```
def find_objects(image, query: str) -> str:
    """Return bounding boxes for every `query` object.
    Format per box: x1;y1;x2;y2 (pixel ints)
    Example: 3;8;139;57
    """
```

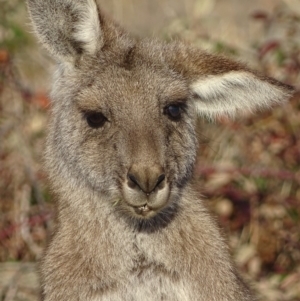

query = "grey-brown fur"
27;0;294;300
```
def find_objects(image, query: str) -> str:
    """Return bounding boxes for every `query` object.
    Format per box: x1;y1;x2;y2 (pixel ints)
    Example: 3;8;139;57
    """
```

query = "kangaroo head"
28;0;293;220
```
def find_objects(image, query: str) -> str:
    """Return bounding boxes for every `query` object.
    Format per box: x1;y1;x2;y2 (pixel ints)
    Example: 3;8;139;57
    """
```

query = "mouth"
134;204;152;217
123;201;167;219
129;199;180;230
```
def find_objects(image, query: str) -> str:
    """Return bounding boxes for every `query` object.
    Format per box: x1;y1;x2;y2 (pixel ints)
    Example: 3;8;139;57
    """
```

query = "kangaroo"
27;0;293;300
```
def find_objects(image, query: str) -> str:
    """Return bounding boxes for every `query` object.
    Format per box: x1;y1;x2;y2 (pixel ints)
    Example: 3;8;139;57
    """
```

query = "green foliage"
0;1;31;52
214;41;238;56
287;208;299;222
275;48;286;66
254;177;268;192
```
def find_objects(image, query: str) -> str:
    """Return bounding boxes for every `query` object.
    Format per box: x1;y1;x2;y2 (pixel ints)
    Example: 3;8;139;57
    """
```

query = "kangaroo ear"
166;44;294;119
190;69;294;119
27;0;130;63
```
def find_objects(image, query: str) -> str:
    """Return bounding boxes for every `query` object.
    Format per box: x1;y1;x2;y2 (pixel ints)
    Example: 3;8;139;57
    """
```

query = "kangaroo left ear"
27;0;134;65
27;0;104;62
190;70;294;119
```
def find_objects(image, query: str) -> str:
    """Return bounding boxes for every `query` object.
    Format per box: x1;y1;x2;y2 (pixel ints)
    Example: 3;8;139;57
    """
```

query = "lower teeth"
140;205;149;212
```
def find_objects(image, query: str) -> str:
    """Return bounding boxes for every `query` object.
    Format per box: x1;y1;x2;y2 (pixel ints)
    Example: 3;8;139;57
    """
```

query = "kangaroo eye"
164;104;183;121
86;112;107;128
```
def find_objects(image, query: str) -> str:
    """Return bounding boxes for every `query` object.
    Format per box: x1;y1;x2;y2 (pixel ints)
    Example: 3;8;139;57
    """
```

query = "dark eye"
85;112;107;128
164;104;183;121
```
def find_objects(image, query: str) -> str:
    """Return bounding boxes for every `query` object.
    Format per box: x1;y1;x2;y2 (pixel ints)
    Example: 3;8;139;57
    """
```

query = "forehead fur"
75;65;189;118
58;41;190;107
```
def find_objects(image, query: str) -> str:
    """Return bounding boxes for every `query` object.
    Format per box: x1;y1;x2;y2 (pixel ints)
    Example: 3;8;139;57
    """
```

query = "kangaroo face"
50;54;197;219
29;0;292;221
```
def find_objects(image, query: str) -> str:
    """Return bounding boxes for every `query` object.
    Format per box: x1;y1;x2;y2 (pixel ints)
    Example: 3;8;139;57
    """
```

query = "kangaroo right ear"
164;44;294;119
27;0;128;63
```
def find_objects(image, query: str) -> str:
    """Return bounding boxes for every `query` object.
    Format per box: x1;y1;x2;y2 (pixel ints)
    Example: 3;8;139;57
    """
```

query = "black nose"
127;165;166;194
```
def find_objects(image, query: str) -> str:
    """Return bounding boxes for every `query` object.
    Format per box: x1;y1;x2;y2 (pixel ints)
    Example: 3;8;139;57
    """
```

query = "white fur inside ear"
191;71;289;119
73;0;102;55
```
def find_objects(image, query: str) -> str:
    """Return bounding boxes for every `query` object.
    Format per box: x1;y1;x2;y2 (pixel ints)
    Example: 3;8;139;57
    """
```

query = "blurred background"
0;0;300;300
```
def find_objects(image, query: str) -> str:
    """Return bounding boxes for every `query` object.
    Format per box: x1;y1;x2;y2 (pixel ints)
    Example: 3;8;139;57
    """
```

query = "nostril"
156;174;166;188
127;173;139;189
127;169;166;194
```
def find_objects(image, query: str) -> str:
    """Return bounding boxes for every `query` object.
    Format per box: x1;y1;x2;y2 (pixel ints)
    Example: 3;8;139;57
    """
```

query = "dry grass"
0;0;300;300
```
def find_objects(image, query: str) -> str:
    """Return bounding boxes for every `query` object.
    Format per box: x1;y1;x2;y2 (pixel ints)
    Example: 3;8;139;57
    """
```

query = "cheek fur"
164;121;197;186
